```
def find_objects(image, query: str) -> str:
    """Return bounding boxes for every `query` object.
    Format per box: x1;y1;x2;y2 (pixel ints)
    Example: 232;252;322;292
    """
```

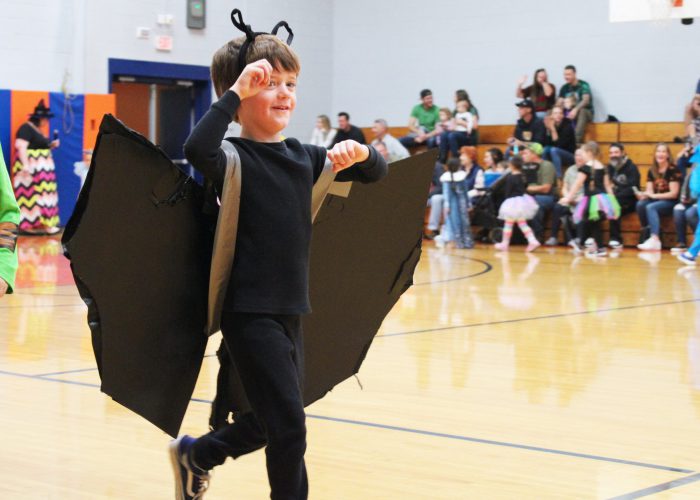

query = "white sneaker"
637;238;661;251
544;237;558;246
584;238;594;248
609;240;623;249
568;239;582;253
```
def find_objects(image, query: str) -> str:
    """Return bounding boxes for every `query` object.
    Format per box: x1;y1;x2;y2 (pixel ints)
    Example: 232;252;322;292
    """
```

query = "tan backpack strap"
206;140;242;335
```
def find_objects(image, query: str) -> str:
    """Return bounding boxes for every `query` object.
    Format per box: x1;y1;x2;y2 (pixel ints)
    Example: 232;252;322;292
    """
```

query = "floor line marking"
0;368;694;476
607;472;700;499
378;298;700;338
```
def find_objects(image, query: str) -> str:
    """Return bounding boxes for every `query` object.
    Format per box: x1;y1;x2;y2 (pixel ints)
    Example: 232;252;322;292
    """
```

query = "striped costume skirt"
573;193;621;224
12;148;60;233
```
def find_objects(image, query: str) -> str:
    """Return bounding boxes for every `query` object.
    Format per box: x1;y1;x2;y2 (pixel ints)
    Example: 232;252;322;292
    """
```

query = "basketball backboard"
610;0;700;22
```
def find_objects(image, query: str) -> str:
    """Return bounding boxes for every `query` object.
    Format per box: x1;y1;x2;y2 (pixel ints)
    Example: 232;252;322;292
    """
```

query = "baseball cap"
515;99;534;109
526;142;543;156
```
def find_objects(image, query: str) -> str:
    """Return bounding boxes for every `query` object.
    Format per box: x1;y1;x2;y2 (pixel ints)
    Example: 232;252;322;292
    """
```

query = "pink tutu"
498;194;539;220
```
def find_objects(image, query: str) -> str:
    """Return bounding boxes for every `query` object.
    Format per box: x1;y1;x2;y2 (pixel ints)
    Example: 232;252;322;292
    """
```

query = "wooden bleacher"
362;122;690;248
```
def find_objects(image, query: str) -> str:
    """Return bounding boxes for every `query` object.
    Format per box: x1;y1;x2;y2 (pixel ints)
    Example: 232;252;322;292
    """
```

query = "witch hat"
29;99;54;119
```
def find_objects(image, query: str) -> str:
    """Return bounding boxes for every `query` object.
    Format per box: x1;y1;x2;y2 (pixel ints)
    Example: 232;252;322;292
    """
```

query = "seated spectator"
636;143;682;251
606;142;641;248
483;148;504;172
557;65;594;144
399;89;440;149
454;89;480;145
521;142;558;241
331;112;366;146
425;161;446;240
506;100;546;157
371;119;409;162
373;141;390;162
435;108;456;162
516;69;556;118
542;105;576;177
443;100;474;161
683;90;700;147
309;114;337;148
458;146;484;201
546;148;585;246
673;147;698;254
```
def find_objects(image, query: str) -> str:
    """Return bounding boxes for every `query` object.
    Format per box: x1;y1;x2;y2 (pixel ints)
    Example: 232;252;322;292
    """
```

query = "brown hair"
439;107;453;119
211;34;301;99
650;142;675;178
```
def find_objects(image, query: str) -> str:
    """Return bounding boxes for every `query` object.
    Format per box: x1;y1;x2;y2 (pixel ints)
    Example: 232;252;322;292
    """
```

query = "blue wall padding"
0;90;11;173
49;92;85;225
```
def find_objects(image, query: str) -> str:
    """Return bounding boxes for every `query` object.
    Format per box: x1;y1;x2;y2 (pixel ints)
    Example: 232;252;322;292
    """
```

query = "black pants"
608;197;636;243
192;312;308;500
577;215;604;248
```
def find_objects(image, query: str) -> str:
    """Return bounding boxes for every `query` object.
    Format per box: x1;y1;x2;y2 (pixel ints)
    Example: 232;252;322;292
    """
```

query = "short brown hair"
211;34;301;99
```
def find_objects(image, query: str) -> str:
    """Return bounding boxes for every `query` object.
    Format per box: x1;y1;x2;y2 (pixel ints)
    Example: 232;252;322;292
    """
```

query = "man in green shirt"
557;65;593;144
399;89;441;149
522;142;558;241
0;144;20;297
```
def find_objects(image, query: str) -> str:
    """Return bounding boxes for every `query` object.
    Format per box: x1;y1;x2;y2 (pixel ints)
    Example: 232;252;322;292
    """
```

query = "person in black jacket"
506;99;546;158
542;105;576;177
606;142;640;248
331;111;366;146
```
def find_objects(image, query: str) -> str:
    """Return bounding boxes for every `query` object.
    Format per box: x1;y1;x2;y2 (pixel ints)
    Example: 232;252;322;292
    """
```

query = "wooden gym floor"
1;235;700;499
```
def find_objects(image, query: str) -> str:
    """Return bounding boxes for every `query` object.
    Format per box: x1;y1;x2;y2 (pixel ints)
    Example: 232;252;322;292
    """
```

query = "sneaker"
494;242;509;251
670;243;688;255
594;247;608;257
170;436;211;500
526;240;541;252
609;240;623;249
544;237;558;246
677;252;697;266
584;238;594;248
637;237;661;251
423;229;439;241
568;239;582;253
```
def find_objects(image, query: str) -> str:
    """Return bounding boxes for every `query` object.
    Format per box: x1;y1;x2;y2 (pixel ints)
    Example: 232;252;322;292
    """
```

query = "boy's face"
238;67;298;139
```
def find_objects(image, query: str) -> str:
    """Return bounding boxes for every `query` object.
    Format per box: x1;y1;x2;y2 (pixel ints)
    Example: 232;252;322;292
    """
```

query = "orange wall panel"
83;93;116;152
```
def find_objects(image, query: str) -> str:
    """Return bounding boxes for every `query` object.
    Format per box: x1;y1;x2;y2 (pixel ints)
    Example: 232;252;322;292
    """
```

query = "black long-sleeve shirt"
544;118;576;153
606;157;640;202
514;116;546;145
184;90;388;314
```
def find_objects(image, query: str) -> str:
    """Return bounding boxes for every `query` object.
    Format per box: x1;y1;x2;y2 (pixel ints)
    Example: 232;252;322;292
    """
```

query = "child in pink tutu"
559;141;620;257
495;155;541;252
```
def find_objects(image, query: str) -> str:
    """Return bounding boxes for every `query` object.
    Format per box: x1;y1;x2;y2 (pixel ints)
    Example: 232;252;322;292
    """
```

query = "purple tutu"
498;194;539;220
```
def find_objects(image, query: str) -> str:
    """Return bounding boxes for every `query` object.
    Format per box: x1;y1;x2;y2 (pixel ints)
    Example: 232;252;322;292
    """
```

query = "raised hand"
231;59;274;100
327;140;369;173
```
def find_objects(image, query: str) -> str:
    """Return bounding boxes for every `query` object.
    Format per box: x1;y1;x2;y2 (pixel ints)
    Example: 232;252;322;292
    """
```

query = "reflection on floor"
1;236;700;499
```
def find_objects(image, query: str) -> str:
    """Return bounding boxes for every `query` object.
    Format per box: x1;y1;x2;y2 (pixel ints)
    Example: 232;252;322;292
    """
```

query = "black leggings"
577;214;604;248
192;312;308;500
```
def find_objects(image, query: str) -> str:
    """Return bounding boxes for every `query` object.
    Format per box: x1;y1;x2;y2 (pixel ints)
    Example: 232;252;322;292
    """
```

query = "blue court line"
34;367;101;377
378;297;700;338
608;472;700;499
0;369;694;476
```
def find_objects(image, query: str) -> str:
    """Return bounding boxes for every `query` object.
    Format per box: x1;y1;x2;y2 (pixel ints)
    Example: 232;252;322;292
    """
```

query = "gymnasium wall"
1;0;696;138
0;0;333;140
331;0;699;127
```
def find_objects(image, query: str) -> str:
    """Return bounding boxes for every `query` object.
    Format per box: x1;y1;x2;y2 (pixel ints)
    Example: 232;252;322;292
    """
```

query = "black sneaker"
170;435;211;500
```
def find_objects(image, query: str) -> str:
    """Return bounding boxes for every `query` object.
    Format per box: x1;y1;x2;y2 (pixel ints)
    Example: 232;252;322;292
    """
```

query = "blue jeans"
636;199;676;237
542;147;574;178
438;131;470;162
673;203;698;245
532;194;556;239
399;133;438;149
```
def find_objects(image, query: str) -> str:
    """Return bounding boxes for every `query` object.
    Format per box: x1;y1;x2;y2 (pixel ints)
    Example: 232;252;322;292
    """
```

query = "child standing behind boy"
170;29;387;500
